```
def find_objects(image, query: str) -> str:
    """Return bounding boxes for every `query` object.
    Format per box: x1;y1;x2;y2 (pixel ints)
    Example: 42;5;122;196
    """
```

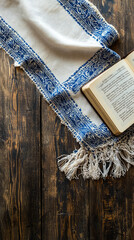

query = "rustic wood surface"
0;0;134;239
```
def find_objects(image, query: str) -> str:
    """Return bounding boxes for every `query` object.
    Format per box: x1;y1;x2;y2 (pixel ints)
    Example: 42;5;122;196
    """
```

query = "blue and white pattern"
57;0;119;46
63;48;120;93
0;0;130;151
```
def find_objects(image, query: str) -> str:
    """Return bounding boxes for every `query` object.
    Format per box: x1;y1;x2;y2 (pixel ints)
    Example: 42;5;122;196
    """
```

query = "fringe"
57;136;134;180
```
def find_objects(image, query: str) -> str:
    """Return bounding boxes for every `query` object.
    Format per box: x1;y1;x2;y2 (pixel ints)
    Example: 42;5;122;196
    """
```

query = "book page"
125;51;134;70
90;60;134;131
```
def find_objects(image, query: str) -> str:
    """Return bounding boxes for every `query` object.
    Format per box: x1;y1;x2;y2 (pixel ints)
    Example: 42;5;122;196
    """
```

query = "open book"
81;50;134;135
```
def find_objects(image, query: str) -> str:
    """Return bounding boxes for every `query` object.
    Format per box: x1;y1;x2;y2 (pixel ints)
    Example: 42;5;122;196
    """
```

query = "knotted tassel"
57;136;134;180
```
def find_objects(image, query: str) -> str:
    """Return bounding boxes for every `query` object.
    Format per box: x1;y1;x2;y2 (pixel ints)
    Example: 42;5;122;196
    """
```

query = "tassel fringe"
57;136;134;180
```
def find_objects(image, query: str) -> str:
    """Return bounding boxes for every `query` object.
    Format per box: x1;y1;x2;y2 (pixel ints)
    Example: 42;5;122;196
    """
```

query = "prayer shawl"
0;0;134;180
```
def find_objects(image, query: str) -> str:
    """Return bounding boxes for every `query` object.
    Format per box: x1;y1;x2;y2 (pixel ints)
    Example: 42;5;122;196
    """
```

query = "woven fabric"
0;0;133;180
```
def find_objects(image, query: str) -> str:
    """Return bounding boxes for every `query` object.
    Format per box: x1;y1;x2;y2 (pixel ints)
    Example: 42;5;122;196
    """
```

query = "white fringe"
57;136;134;180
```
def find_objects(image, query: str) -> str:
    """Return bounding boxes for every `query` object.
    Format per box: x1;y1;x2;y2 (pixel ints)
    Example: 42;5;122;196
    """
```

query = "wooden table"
0;0;134;239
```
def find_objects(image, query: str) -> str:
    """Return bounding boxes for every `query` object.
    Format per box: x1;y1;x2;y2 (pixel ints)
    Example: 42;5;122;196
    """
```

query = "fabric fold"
20;0;102;53
0;0;133;180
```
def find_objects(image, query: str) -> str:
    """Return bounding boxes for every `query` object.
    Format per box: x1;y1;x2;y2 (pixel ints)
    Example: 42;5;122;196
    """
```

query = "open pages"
81;51;134;135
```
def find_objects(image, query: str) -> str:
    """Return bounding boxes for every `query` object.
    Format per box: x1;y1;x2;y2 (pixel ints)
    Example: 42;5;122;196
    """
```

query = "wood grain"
0;50;41;239
0;0;134;239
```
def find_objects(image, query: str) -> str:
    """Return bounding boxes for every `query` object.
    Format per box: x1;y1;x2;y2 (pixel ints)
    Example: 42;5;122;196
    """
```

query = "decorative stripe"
0;17;119;148
57;0;119;47
63;47;120;93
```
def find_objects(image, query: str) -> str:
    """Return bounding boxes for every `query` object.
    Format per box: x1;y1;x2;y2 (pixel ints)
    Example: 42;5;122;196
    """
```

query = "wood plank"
41;100;91;239
90;1;134;239
41;0;134;240
0;50;41;240
0;0;134;239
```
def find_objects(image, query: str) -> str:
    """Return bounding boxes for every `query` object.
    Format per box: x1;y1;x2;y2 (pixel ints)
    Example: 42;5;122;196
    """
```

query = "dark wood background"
0;0;134;239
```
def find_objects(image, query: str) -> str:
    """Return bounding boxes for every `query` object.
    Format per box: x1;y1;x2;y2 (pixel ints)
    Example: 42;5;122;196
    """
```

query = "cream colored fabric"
0;0;101;81
0;0;104;125
1;0;134;180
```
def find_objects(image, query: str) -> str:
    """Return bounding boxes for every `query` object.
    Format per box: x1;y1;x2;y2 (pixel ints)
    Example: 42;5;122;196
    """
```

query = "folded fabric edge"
0;15;133;181
1;46;134;181
57;0;119;47
85;0;120;42
0;16;118;149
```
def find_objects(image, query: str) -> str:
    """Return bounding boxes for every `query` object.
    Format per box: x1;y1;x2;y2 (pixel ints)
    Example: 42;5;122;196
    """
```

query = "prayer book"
81;51;134;135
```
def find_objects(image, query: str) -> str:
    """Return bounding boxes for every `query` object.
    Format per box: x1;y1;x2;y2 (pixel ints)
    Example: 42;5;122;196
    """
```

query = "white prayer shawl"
0;0;134;180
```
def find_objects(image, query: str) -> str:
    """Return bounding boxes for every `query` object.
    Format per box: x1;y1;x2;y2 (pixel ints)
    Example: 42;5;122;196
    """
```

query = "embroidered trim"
0;17;120;149
57;0;119;47
63;48;120;93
